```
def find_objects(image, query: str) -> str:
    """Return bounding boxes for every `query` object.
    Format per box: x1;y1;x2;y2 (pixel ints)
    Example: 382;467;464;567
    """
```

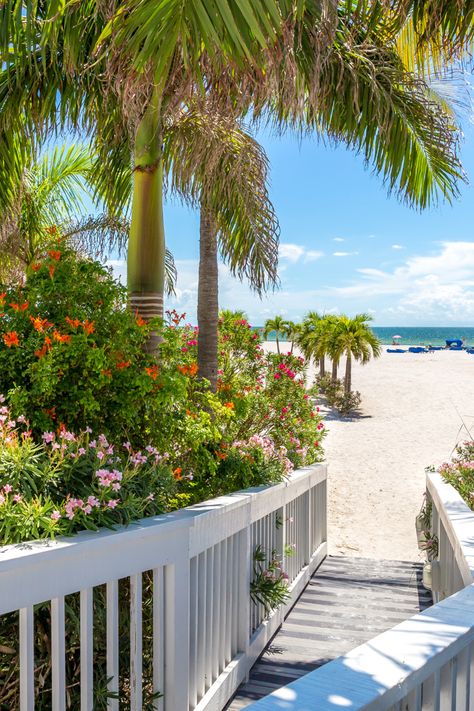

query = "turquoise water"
257;326;474;347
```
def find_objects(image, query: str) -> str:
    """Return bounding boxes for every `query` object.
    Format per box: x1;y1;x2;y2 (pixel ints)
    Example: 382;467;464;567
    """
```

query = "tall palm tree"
283;321;301;355
297;312;328;375
0;0;467;332
264;316;288;355
163;108;279;390
332;314;382;395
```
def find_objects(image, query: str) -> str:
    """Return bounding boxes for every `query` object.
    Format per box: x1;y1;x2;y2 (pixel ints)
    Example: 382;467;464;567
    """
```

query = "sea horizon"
256;325;474;347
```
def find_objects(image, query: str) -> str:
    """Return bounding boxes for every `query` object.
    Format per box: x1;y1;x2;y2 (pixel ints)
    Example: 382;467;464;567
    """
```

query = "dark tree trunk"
344;352;352;394
197;207;219;391
331;358;338;382
319;356;325;376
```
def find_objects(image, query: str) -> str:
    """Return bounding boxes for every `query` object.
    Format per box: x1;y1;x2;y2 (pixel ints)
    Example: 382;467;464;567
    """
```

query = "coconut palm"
264;316;289;355
0;0;467;333
297;312;328;375
284;321;301;355
331;314;382;395
163;108;279;390
0;139;178;293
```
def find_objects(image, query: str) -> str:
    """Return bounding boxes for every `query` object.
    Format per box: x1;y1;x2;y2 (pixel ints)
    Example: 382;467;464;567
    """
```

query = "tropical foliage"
437;441;474;510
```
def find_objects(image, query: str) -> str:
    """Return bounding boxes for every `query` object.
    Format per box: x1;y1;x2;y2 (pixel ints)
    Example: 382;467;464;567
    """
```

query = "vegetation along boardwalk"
227;555;432;709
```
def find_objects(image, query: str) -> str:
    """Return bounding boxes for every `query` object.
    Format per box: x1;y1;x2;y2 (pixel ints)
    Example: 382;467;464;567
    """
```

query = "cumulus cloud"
333;237;345;242
279;242;324;263
333;251;359;257
332;241;474;322
392;244;404;250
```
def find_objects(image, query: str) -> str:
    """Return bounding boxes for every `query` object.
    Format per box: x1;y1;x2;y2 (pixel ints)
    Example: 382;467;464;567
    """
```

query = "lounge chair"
408;347;426;353
387;348;406;353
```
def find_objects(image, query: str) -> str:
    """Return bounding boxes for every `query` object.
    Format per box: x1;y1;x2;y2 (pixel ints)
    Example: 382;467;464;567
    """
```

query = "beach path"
265;343;474;560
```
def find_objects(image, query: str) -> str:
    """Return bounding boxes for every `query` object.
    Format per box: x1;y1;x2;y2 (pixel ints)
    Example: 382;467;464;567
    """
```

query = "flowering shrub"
0;247;160;438
250;545;290;613
0;399;177;545
438;441;474;509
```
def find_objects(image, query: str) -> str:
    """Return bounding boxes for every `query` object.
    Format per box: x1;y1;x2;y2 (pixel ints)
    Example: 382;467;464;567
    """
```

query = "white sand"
264;342;474;561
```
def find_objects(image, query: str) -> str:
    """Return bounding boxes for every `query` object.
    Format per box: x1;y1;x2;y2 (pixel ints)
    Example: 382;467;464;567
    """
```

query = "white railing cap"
427;471;474;584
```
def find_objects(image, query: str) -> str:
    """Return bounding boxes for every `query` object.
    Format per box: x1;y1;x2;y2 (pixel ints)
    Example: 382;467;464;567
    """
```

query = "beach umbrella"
392;334;402;340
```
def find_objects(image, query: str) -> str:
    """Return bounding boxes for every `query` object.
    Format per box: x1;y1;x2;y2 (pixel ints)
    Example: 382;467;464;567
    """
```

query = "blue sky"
111;114;474;327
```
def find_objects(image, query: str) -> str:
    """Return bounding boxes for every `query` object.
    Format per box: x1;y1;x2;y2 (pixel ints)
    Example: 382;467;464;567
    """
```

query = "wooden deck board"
226;555;431;709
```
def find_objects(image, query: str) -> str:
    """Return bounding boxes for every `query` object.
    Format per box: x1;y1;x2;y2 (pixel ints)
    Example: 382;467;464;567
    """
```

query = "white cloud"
332;241;474;322
306;250;324;261
279;243;324;263
333;251;359;257
333;237;345;243
392;244;404;250
279;243;305;262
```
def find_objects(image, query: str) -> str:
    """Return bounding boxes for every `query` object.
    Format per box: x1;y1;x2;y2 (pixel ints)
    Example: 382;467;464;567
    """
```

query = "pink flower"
274;373;281;380
42;432;55;444
146;493;154;501
97;451;105;460
278;363;286;370
0;494;5;505
78;447;86;456
107;499;118;509
87;496;99;507
111;482;121;491
13;494;22;503
51;510;61;521
3;484;12;494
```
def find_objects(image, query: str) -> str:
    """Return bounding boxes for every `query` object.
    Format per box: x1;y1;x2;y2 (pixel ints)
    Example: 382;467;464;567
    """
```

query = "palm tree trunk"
344;352;352;394
331;358;338;382
319;356;325;376
276;335;280;355
197;206;218;391
128;92;165;352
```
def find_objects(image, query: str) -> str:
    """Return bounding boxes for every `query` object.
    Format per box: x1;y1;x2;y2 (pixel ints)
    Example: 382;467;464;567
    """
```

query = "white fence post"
164;558;190;711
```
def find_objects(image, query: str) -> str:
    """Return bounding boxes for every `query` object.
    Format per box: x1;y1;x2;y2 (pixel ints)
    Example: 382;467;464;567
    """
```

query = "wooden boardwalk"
227;555;432;709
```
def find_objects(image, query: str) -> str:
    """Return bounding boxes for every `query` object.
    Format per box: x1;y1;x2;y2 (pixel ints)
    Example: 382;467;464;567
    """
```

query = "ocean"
258;326;474;347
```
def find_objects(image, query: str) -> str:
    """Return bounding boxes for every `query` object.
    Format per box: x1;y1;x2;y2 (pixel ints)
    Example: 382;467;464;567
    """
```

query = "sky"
110;106;474;327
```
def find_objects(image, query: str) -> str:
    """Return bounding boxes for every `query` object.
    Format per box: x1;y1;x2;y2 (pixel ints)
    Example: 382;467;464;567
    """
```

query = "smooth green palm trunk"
128;94;165;348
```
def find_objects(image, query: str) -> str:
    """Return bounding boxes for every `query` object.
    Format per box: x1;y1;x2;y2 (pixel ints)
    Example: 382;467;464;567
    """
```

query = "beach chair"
387;348;406;353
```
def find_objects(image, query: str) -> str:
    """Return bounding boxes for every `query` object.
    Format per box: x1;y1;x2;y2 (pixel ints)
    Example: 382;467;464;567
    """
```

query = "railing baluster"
189;556;198;708
106;580;119;711
130;573;143;711
212;543;221;681
225;536;233;663
152;567;165;711
80;588;94;711
218;541;226;672
19;607;34;711
51;596;66;711
205;546;214;689
196;551;206;701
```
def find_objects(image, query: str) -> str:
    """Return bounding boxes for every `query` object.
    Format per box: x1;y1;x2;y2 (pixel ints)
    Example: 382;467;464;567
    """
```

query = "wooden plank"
227;556;432;710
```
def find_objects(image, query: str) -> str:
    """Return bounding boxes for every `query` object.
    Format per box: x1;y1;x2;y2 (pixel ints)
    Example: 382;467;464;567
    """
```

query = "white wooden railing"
247;471;474;711
0;463;327;711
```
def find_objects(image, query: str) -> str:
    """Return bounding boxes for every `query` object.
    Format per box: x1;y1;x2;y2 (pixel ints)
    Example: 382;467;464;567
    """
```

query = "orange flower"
49;264;55;279
82;320;95;335
0;292;6;305
30;316;52;333
48;250;61;261
101;368;112;378
35;345;47;359
45;406;56;419
46;226;58;235
189;362;198;377
30;263;41;272
10;301;29;312
145;365;159;380
216;451;227;460
177;364;187;375
135;312;147;327
116;360;130;370
3;331;19;347
53;330;71;344
65;317;81;329
173;467;183;480
224;402;235;409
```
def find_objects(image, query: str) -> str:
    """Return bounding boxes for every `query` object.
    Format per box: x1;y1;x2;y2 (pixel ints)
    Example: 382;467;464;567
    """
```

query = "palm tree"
163;108;279;390
0;0;467;333
297;312;328;375
332;314;382;395
264;316;288;355
284;321;301;355
0;139;179;294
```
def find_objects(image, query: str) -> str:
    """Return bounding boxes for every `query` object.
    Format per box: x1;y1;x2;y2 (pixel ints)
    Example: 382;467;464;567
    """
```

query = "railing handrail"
426;471;474;586
0;463;326;616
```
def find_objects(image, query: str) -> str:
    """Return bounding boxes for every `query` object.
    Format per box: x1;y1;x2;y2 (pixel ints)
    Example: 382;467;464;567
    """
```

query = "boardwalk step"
225;555;431;710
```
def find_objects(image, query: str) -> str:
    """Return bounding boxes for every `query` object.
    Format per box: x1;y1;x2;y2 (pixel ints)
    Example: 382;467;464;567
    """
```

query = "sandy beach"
264;342;474;561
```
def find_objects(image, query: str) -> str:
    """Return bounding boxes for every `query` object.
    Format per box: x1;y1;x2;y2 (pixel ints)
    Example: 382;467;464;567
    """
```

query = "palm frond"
164;108;280;294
